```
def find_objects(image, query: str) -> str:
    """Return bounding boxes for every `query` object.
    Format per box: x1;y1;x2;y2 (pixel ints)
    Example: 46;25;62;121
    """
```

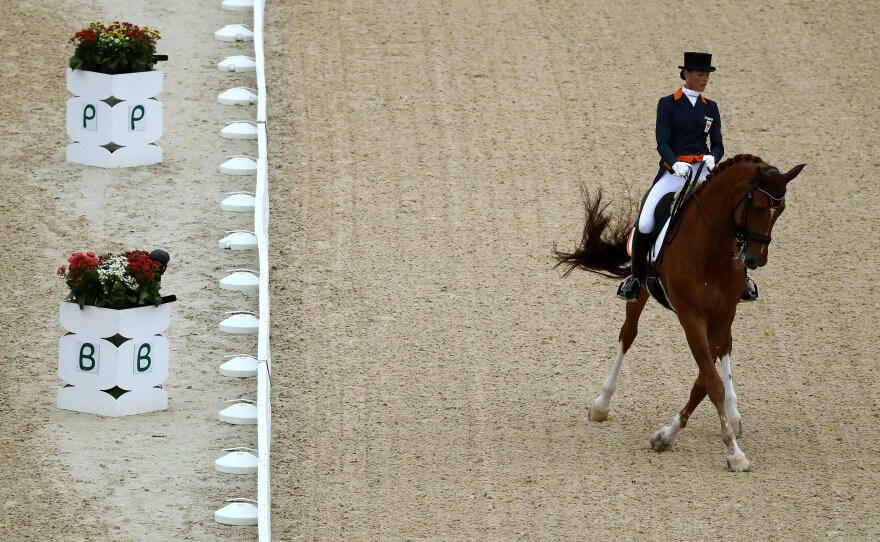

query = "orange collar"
673;88;708;104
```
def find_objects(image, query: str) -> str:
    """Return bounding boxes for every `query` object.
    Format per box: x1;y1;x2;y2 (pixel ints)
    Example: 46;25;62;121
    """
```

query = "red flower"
67;251;101;271
125;250;158;281
60;249;166;308
71;28;98;43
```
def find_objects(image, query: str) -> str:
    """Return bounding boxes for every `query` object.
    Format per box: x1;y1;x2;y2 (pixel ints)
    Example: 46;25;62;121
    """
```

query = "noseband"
692;171;785;260
736;182;784;244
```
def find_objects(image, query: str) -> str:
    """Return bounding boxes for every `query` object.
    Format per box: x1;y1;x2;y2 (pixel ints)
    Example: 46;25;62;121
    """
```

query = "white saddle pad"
627;217;672;263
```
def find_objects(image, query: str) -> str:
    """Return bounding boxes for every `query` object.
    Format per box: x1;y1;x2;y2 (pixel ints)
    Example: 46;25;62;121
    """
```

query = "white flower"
98;256;138;290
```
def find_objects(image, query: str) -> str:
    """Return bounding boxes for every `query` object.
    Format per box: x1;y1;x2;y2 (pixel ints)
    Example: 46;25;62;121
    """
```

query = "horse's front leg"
651;374;706;452
721;352;743;437
678;313;750;472
588;290;648;422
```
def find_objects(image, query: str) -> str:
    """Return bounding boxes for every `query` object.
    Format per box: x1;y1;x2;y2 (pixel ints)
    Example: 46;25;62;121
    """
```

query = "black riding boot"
617;228;652;302
741;274;758;302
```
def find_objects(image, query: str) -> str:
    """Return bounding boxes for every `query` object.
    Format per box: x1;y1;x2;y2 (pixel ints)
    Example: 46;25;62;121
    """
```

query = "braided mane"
705;153;766;182
697;153;790;201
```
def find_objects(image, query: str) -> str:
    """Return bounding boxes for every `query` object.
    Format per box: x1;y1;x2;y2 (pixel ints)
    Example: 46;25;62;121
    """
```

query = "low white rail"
253;1;271;539
216;0;272;540
254;0;268;125
254;143;271;541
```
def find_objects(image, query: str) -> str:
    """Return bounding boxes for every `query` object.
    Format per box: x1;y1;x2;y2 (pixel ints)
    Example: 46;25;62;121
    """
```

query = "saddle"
631;164;706;312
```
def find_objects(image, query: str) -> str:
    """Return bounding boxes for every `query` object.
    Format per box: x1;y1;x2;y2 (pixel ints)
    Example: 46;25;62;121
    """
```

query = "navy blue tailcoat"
655;88;724;173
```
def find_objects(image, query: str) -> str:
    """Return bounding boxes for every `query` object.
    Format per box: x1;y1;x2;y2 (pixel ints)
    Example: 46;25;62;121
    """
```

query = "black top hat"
678;52;716;73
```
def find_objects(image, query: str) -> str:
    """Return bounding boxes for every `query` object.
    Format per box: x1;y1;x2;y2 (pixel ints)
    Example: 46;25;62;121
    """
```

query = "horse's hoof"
726;453;751;472
588;404;609;422
650;428;671;452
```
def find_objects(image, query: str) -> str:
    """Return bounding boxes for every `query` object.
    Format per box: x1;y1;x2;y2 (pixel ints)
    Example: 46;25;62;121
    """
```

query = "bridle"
692;168;785;261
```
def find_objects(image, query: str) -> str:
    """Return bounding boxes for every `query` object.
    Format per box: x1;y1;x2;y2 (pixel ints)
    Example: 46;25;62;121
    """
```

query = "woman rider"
616;52;758;302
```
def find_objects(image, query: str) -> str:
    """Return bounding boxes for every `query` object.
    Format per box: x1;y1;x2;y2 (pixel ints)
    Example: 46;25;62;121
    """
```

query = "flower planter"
65;68;163;168
56;300;173;417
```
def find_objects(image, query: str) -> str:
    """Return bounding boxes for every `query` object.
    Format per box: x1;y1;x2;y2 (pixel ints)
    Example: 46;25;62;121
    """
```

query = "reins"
664;162;704;247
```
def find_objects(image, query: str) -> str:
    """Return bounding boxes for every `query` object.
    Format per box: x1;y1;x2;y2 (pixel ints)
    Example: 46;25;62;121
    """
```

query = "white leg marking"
721;353;742;425
716;357;750;470
653;414;682;451
593;341;625;414
724;429;750;471
668;414;682;439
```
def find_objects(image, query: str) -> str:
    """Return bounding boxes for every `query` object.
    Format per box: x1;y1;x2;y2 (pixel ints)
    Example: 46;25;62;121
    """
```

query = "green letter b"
136;343;152;372
79;343;97;371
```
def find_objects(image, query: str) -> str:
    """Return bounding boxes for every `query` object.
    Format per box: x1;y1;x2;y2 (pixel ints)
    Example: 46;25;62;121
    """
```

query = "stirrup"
616;276;641;302
740;276;758;302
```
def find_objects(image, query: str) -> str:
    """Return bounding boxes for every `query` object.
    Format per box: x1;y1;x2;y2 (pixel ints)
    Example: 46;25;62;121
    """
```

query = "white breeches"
637;163;711;234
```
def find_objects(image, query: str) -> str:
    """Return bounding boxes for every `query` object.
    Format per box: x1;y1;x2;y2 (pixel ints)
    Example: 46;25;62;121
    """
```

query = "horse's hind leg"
588;342;625;422
588;291;649;422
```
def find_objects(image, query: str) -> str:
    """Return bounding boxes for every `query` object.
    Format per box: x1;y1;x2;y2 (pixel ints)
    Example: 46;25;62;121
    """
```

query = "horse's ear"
784;163;806;184
755;165;771;181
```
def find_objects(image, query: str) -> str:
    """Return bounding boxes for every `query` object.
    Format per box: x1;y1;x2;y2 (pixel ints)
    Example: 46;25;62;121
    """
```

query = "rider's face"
683;70;710;92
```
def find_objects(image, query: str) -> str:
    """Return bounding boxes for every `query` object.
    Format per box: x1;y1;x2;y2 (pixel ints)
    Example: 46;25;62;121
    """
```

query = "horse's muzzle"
742;250;768;270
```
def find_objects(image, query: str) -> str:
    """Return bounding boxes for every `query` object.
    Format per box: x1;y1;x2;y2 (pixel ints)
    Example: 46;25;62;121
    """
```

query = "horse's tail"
553;186;633;279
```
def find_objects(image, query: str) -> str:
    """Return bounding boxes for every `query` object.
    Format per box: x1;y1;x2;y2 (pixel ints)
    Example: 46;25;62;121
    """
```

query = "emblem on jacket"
704;116;713;133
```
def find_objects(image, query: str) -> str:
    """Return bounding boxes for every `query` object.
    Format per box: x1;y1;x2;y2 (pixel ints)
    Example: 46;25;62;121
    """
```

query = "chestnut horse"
555;154;805;471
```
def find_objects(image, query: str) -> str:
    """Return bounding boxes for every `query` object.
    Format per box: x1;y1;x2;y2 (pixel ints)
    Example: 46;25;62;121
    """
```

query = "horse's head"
734;162;806;269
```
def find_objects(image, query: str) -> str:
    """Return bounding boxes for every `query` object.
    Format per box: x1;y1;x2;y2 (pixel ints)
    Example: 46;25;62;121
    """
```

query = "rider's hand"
672;161;691;177
702;155;715;171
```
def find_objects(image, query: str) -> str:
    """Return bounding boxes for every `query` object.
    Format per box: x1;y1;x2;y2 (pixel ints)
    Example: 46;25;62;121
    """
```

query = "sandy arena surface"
1;0;878;540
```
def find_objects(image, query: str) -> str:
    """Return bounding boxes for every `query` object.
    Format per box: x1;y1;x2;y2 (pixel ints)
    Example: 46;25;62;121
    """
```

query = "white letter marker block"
57;301;173;417
65;68;164;168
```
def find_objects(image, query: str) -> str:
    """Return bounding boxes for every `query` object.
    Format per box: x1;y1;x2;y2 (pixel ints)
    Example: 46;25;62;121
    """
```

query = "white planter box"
59;300;171;337
57;386;168;417
57;334;169;389
57;300;173;417
67;69;163;100
65;68;163;168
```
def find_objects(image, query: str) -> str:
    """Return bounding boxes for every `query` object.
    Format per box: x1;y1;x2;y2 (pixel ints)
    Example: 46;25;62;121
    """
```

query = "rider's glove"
671;161;691;178
702;155;716;171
